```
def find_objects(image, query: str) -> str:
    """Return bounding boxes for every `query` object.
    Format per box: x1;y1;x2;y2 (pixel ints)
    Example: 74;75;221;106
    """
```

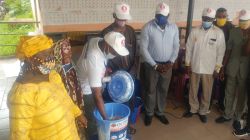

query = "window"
0;0;39;57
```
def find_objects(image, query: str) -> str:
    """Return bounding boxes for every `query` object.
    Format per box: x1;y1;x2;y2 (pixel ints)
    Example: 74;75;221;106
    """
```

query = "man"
100;2;138;76
213;8;234;111
234;22;250;137
140;2;180;126
184;8;226;123
100;2;138;135
215;10;250;130
76;32;129;139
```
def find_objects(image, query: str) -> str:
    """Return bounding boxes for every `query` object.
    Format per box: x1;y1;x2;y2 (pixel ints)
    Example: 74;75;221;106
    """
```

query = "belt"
155;61;171;65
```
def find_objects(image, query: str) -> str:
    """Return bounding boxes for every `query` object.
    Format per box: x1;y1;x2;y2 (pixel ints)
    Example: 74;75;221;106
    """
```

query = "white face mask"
104;52;116;59
104;45;116;59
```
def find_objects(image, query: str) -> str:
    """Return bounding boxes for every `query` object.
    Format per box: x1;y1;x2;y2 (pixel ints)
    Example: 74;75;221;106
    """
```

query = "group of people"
7;1;250;140
183;6;250;137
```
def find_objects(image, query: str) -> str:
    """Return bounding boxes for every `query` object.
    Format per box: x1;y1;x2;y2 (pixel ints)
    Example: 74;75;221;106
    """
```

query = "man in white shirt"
76;32;129;139
183;8;226;123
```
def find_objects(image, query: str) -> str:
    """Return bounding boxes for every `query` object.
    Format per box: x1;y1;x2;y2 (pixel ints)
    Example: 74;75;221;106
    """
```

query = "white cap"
239;9;250;20
155;2;170;16
202;8;216;18
104;32;129;56
114;3;132;20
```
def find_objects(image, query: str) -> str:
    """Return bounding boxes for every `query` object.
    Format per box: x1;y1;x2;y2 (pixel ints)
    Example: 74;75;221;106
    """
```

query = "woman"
54;38;83;107
8;35;87;140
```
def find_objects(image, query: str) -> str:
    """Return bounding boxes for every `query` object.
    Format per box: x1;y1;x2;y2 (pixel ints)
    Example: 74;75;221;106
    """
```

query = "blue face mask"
202;21;213;29
155;14;168;26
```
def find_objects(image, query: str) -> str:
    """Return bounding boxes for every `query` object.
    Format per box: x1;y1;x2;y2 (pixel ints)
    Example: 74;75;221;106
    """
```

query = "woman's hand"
76;115;88;128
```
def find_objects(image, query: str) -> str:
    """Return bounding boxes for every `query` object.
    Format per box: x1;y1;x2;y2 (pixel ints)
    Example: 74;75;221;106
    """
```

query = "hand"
162;63;173;73
219;68;225;81
213;71;219;79
155;64;165;73
105;67;113;77
76;114;88;128
185;66;191;75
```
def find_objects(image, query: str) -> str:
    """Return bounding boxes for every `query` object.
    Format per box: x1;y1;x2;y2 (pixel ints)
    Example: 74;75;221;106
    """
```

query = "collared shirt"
140;20;180;66
100;23;137;73
185;25;226;74
76;37;107;95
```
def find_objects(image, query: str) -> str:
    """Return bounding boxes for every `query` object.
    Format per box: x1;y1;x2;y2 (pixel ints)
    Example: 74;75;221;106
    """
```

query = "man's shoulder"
230;26;241;32
168;23;178;28
190;26;201;33
101;24;114;36
89;37;101;44
212;26;225;34
142;20;155;29
125;24;135;31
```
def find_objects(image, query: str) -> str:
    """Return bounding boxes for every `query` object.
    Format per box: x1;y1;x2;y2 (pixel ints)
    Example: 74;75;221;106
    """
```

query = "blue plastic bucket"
130;97;143;124
93;103;131;140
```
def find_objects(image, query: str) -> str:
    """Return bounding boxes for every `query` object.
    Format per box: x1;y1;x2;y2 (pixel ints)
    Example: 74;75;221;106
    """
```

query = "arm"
87;55;107;119
185;30;195;66
140;24;157;66
8;86;35;140
223;30;234;68
169;25;180;63
92;87;107;120
129;28;139;76
215;31;226;73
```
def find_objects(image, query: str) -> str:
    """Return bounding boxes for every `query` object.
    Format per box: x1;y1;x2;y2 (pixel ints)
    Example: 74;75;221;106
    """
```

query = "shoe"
198;114;207;123
155;114;169;125
215;116;231;123
183;111;193;118
233;120;241;131
144;115;153;126
233;127;250;137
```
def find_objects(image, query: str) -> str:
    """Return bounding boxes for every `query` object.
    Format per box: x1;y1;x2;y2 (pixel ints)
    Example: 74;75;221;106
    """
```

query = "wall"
38;0;250;32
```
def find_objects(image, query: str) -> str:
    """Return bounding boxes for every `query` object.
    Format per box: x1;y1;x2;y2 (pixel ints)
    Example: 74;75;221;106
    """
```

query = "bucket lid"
108;71;134;103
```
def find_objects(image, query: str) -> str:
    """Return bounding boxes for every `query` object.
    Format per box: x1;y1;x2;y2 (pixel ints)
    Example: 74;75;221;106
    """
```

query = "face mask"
216;18;227;27
116;20;126;27
104;52;116;59
104;46;116;59
202;21;213;29
239;21;250;30
37;59;55;75
155;15;168;26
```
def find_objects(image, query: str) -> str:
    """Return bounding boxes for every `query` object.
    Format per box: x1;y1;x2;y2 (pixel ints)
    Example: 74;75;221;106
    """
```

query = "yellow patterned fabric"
16;35;53;59
8;70;82;140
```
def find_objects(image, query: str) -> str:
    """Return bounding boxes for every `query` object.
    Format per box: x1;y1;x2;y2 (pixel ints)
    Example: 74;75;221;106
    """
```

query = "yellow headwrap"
16;35;53;59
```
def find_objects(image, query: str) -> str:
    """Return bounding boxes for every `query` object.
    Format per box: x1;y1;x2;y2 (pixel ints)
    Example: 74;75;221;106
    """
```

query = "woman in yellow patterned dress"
8;35;87;140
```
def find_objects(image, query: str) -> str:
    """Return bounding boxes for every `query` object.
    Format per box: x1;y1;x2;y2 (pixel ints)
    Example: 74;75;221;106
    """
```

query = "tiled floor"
133;104;245;140
0;58;248;140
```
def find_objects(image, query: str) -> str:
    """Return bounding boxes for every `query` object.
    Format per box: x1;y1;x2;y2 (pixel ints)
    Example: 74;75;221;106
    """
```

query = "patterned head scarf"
53;38;71;72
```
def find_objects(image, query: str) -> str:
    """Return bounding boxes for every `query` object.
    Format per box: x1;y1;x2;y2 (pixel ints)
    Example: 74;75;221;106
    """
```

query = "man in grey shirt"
140;2;180;126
